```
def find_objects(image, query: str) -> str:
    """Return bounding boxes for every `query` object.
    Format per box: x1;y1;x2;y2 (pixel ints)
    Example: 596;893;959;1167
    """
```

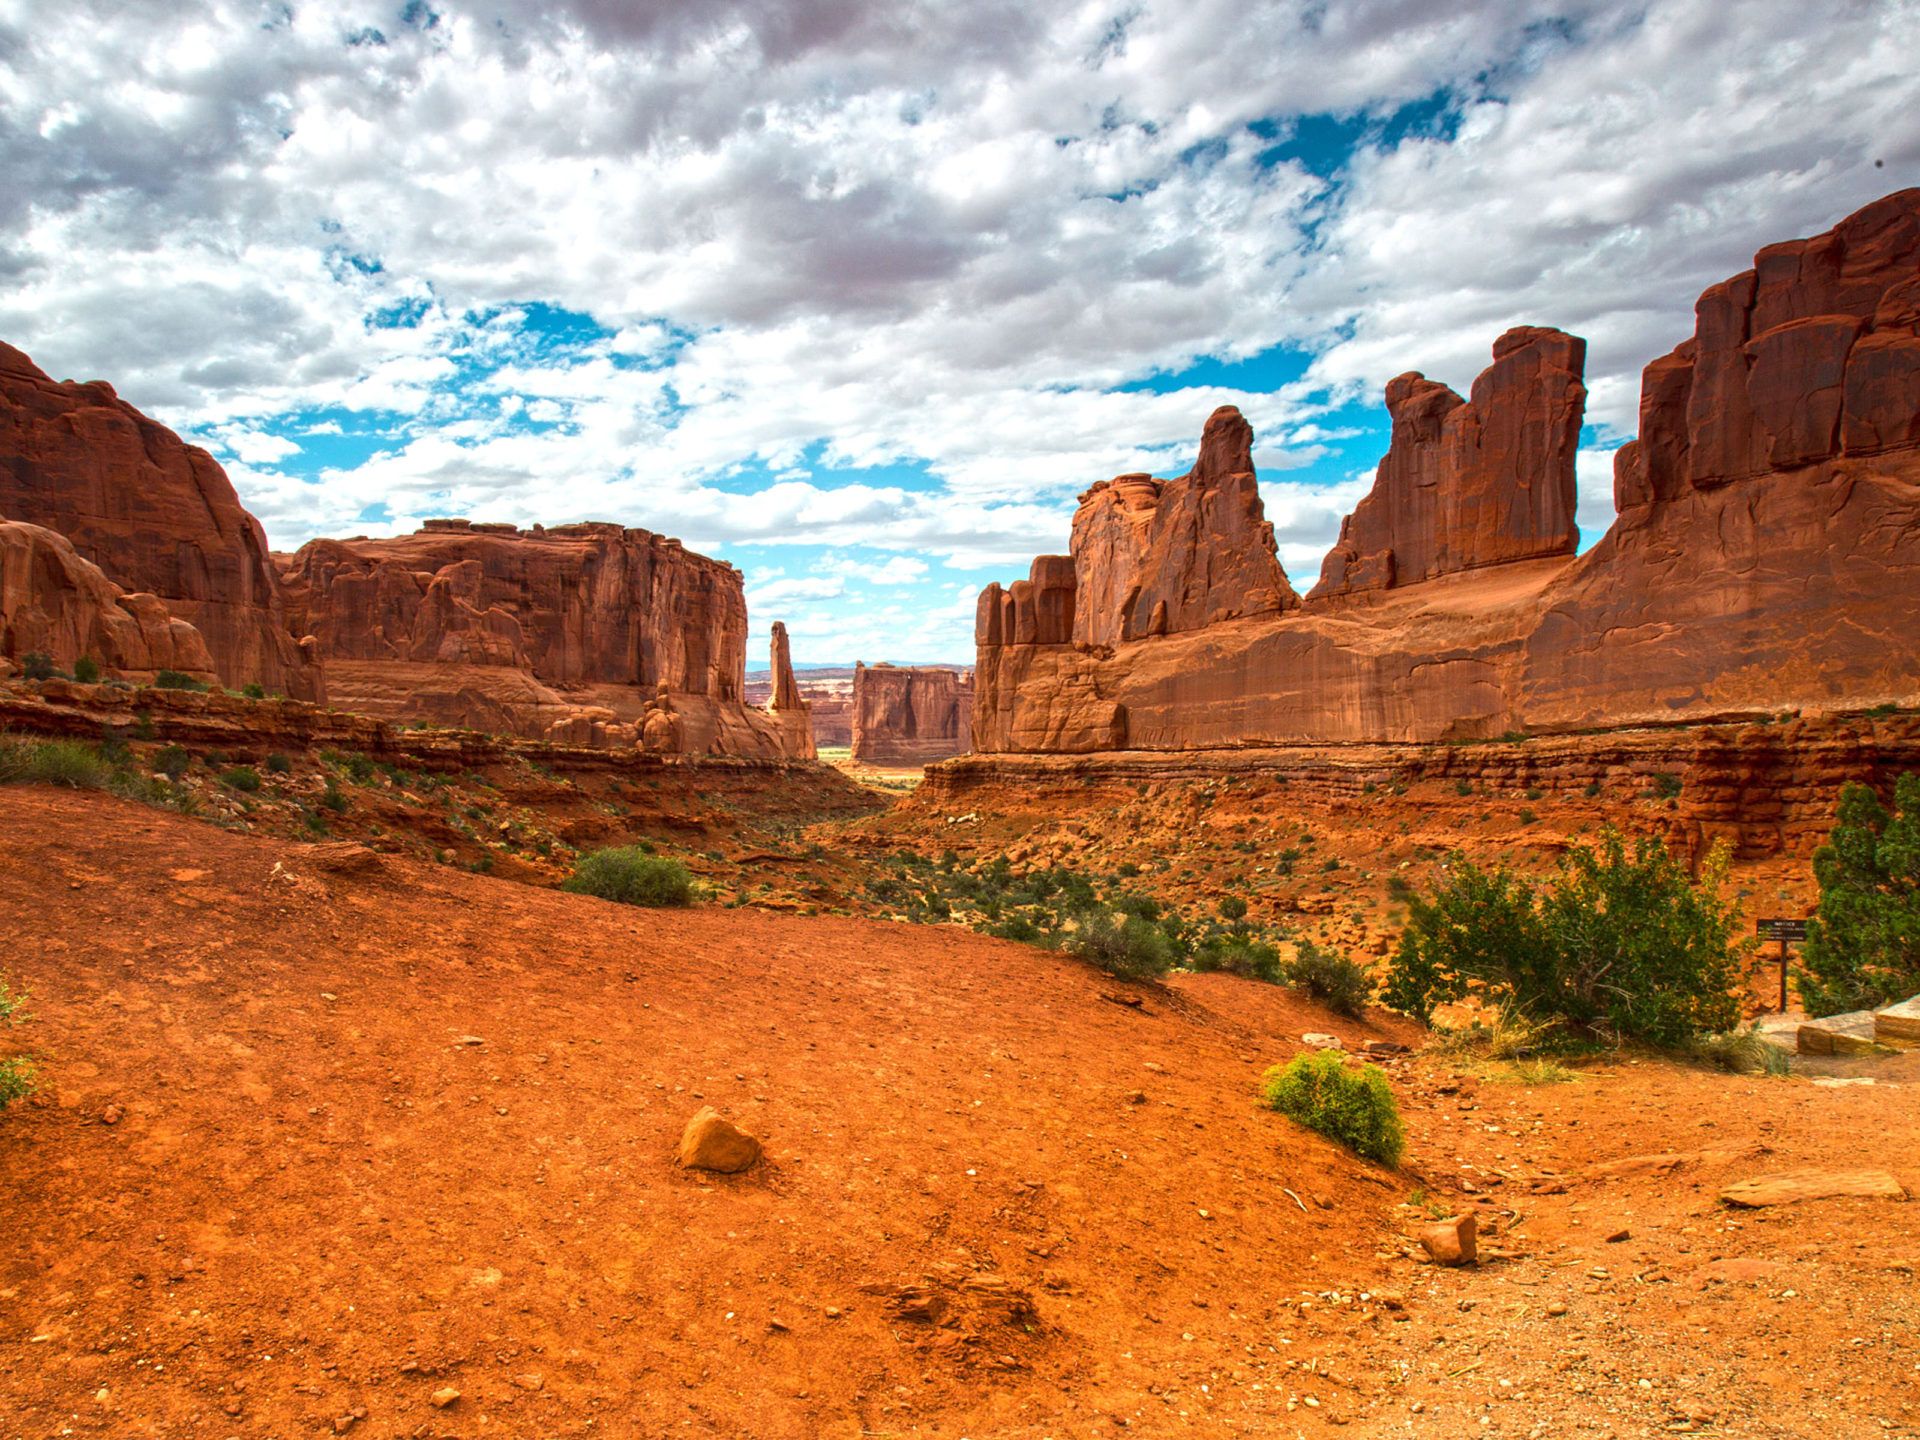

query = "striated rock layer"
277;520;812;759
0;343;323;699
850;663;974;765
973;191;1920;754
0;518;216;682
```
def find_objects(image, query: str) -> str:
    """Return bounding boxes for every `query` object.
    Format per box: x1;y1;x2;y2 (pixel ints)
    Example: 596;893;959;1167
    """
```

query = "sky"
2;1;1915;665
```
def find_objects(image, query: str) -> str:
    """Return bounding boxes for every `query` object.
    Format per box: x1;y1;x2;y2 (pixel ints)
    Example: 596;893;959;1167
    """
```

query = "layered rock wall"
971;191;1920;755
0;519;217;681
850;663;974;765
278;520;811;759
0;343;323;699
1312;327;1585;597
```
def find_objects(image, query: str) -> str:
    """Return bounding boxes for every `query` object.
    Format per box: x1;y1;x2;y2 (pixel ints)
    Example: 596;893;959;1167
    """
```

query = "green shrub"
562;847;695;907
1799;774;1920;1016
1281;941;1373;1018
1192;935;1283;982
264;752;292;775
242;683;266;700
320;779;349;813
0;974;33;1113
1583;781;1602;798
1217;895;1249;923
1649;772;1683;800
1383;827;1746;1047
220;765;262;793
153;669;208;692
10;739;109;790
1261;1052;1404;1167
72;655;100;684
154;744;191;780
1065;908;1174;980
1687;1024;1791;1076
20;652;60;681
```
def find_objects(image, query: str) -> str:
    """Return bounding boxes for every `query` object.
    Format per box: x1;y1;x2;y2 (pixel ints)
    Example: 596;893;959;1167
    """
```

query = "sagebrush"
1261;1051;1404;1167
563;848;695;907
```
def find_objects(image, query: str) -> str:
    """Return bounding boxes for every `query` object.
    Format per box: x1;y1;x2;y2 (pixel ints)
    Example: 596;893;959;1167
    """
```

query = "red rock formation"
850;663;974;765
971;192;1920;754
1312;327;1585;598
277;520;812;759
0;343;323;699
1;518;216;681
1069;406;1297;645
766;621;816;760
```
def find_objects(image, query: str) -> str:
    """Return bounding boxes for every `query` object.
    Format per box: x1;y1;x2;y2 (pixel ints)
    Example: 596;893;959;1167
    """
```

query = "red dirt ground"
2;786;1917;1439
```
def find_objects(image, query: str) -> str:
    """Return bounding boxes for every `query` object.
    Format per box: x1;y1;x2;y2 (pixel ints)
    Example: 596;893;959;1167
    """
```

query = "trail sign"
1756;918;1810;1010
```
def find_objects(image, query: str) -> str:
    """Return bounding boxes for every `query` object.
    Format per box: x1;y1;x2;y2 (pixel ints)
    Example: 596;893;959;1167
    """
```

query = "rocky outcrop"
971;192;1920;754
0;343;323;699
766;621;816;760
850;663;974;765
1068;406;1296;646
1312;327;1585;598
0;518;216;681
277;520;812;759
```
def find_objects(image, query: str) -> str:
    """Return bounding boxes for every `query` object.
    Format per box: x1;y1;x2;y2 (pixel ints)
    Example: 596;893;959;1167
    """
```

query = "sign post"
1755;918;1809;1012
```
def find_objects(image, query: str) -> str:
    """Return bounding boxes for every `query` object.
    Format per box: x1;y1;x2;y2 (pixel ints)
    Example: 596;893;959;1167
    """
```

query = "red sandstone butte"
0;518;217;682
850;662;974;765
1312;327;1585;598
0;343;323;700
970;191;1920;754
276;520;812;759
1069;405;1298;646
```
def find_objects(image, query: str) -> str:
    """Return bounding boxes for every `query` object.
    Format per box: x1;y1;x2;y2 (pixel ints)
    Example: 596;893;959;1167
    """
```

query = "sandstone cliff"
278;520;812;759
1312;327;1585;598
766;621;817;760
973;191;1920;753
1;518;217;681
850;663;974;765
0;343;323;699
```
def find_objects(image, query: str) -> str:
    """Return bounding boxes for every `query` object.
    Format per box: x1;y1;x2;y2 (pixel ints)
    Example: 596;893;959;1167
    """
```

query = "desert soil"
2;786;1916;1439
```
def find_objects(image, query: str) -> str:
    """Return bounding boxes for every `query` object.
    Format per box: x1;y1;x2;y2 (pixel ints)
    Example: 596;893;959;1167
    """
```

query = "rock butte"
973;189;1920;754
0;342;324;701
271;521;814;759
850;662;975;765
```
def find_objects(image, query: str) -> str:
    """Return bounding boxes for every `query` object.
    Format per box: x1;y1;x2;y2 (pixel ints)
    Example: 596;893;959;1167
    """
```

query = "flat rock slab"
1876;995;1920;1046
1796;1010;1882;1056
1720;1170;1907;1208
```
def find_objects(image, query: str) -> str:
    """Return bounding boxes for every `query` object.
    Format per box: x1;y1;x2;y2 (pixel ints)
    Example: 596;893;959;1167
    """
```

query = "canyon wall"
0;519;217;681
850;663;974;765
972;190;1920;754
278;520;812;759
0;344;324;700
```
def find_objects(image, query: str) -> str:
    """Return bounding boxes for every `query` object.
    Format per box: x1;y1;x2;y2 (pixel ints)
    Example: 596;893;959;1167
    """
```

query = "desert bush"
1429;1004;1557;1061
1383;828;1745;1047
154;744;191;779
1261;1052;1404;1167
242;682;266;700
1649;771;1683;800
1192;935;1283;982
0;974;32;1113
1280;941;1373;1018
320;779;349;813
562;847;695;907
265;752;292;774
1218;895;1249;923
220;765;262;793
13;739;109;790
1799;774;1920;1017
1687;1024;1791;1076
153;669;208;692
1065;907;1174;980
20;652;60;681
72;656;100;684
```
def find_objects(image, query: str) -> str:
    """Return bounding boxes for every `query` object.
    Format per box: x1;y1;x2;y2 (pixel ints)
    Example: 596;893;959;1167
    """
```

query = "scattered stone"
677;1107;763;1173
99;1104;123;1126
1546;1301;1569;1316
430;1387;460;1408
1301;1033;1344;1050
1875;995;1920;1046
1721;1170;1906;1208
1419;1214;1478;1267
1604;1226;1631;1243
1795;1011;1884;1057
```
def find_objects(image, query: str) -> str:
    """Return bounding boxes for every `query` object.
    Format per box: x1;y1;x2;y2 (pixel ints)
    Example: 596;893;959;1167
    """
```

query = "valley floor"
1;787;1915;1438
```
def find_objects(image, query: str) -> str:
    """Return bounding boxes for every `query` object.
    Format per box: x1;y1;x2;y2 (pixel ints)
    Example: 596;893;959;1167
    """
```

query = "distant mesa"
974;188;1920;754
850;662;974;765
